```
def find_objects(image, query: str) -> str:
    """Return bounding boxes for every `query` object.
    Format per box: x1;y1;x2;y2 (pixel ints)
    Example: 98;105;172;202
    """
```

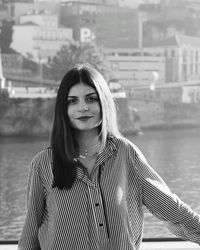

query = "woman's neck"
75;129;100;149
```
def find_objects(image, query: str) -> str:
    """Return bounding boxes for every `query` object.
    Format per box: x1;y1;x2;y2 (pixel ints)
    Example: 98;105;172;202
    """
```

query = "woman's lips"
77;116;92;121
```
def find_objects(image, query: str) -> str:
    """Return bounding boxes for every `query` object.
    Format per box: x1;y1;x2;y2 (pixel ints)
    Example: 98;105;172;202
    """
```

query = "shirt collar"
76;135;118;187
95;135;118;167
76;167;96;188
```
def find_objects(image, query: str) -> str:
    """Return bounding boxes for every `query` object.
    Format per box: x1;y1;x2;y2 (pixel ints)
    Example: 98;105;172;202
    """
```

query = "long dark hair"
50;63;120;189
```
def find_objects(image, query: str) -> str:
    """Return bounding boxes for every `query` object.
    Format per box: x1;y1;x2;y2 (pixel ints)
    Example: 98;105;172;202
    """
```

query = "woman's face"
67;82;101;132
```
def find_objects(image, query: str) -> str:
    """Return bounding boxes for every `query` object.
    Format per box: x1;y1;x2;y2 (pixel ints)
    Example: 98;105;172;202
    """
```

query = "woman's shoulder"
112;136;149;170
31;147;53;169
30;147;53;187
110;134;138;151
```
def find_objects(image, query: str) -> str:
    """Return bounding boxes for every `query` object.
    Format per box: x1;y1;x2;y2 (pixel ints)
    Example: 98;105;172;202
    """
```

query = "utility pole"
138;10;147;55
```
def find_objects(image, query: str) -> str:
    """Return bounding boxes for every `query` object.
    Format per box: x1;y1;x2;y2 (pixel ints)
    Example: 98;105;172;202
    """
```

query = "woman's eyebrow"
86;92;97;96
67;96;78;98
67;92;97;98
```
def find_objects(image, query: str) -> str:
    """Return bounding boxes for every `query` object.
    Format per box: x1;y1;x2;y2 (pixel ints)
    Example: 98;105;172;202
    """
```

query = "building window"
171;49;175;57
182;64;187;81
190;50;194;62
195;50;198;62
195;64;198;75
182;49;187;62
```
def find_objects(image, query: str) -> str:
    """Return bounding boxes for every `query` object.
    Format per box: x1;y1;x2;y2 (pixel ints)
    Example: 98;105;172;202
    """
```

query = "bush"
0;88;9;103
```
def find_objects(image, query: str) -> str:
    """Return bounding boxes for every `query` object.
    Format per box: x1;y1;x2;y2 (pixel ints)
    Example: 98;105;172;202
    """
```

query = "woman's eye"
67;99;77;105
86;96;99;103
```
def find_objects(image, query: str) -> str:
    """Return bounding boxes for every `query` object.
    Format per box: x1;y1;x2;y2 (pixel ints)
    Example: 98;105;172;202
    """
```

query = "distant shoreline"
123;123;200;136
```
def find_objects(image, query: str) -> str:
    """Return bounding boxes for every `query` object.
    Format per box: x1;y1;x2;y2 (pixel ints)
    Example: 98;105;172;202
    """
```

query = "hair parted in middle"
50;63;121;189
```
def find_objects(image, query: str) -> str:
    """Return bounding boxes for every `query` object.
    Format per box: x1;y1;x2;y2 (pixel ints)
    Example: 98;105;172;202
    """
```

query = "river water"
0;128;200;240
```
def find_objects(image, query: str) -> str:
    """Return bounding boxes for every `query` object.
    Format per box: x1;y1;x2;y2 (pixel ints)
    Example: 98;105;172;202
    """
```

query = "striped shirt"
18;135;200;250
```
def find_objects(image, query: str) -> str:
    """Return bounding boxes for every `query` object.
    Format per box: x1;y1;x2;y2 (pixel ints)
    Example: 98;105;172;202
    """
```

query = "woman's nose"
78;100;88;111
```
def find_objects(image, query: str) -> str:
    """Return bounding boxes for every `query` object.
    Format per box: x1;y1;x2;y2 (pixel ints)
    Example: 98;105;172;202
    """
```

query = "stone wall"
0;97;200;137
0;97;133;137
0;98;54;137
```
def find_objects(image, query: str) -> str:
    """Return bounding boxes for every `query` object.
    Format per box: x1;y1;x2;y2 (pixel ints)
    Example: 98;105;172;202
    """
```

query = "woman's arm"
18;159;45;250
134;146;200;245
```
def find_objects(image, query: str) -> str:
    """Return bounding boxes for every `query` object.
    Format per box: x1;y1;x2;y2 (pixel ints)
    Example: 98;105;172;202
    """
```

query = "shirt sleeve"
18;159;45;250
133;145;200;245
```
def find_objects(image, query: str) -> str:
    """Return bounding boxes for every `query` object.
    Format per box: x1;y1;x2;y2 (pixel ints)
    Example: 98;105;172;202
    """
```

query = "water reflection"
133;128;200;208
133;128;200;238
0;129;200;240
0;137;49;240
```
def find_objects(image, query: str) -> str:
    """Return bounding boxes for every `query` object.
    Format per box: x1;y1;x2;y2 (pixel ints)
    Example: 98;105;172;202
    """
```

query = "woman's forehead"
68;82;97;96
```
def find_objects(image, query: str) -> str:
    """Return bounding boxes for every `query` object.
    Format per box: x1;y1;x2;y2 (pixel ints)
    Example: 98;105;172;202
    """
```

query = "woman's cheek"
67;106;74;118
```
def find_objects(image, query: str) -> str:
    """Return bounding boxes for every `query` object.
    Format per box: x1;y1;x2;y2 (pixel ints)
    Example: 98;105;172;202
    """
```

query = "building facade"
60;1;139;48
104;47;165;88
146;35;200;83
3;1;60;23
11;11;73;62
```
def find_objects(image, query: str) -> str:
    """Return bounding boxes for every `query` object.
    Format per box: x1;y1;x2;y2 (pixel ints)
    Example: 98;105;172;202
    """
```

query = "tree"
0;20;14;53
47;41;112;82
22;55;38;73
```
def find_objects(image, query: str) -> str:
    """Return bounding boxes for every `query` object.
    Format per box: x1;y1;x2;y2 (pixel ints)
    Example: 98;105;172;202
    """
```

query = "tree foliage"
0;89;10;112
0;20;14;53
22;56;38;73
47;41;112;82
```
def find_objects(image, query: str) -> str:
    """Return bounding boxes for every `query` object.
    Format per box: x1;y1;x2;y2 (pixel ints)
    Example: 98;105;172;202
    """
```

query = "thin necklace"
76;141;101;160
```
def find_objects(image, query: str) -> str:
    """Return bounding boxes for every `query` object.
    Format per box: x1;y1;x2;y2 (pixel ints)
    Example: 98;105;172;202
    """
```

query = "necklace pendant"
79;154;87;159
78;141;100;160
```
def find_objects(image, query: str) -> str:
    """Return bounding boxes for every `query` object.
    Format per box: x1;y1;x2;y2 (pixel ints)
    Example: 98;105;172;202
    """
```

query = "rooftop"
18;21;39;26
148;35;200;48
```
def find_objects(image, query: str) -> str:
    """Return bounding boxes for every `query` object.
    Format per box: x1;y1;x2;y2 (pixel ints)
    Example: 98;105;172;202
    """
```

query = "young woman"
18;64;200;250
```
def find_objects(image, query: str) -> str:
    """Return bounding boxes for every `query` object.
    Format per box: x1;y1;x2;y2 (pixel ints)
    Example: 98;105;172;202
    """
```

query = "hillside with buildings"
1;0;200;136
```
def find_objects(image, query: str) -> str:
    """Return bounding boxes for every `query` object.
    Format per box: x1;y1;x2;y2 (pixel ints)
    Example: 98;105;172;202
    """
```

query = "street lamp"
36;47;44;87
0;49;5;89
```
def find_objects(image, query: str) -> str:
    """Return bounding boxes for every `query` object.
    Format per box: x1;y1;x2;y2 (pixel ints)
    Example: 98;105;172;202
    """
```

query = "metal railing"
0;238;199;250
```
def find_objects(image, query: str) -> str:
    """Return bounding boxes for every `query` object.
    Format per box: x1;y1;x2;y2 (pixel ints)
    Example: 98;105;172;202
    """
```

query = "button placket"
88;182;109;245
94;184;109;240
